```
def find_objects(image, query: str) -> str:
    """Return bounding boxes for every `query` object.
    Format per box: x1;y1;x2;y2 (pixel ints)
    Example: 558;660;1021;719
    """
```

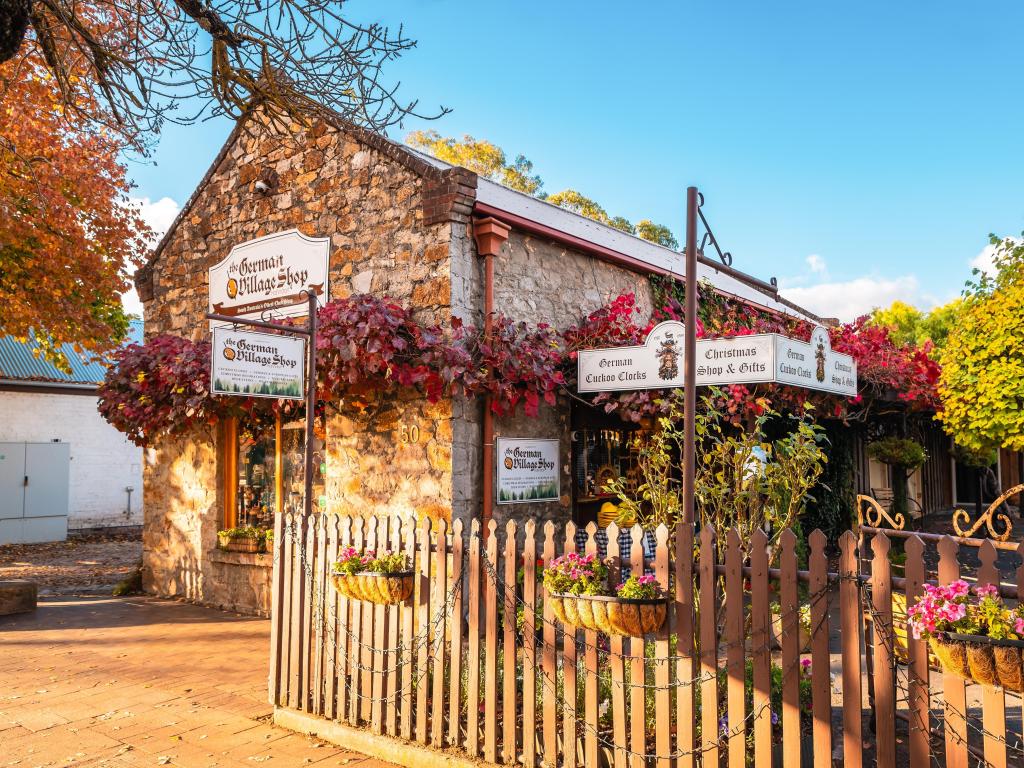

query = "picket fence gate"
269;512;1024;768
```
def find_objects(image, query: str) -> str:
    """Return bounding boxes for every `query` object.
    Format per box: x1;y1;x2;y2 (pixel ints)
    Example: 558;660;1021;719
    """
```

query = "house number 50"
400;424;420;444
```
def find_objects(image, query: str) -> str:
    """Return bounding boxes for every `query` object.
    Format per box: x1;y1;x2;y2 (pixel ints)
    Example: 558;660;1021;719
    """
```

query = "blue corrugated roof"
0;320;143;385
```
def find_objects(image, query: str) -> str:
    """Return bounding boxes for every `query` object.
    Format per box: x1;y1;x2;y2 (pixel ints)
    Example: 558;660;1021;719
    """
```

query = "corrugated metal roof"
0;320;143;385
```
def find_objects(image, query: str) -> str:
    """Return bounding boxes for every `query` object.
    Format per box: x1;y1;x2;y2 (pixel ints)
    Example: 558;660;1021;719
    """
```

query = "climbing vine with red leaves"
98;291;941;446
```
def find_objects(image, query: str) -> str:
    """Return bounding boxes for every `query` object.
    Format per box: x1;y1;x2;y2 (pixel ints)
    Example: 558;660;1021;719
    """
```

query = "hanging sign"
208;229;329;326
211;327;305;399
496;438;560;504
577;320;686;393
774;326;857;396
577;321;857;397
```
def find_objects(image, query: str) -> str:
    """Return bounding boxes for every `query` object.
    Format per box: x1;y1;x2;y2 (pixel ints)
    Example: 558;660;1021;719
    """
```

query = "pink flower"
1016;618;1024;635
974;583;999;600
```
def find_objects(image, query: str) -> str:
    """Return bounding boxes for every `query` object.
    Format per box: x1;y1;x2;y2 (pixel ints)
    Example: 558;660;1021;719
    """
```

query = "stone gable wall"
140;115;463;612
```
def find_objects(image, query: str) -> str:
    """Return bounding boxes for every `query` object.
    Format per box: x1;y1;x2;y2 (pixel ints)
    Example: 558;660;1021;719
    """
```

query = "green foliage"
218;526;264;539
951;443;998;469
616;573;660;600
606;390;827;561
405;130;543;195
634;220;679;249
939;235;1024;453
803;421;856;544
867;437;927;470
370;552;410;574
542;552;608;596
870;299;959;353
112;562;143;596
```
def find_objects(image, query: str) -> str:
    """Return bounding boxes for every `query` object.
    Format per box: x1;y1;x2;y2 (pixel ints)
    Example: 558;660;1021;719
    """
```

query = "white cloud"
123;196;179;316
806;253;826;274
970;237;1021;277
780;274;921;322
130;195;180;244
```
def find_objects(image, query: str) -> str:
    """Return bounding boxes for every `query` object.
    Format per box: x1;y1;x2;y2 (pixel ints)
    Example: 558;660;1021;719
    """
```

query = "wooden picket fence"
269;512;1024;768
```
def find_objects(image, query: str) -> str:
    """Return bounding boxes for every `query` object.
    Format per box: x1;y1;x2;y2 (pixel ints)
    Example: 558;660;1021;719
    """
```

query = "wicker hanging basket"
548;591;667;637
331;571;415;605
929;632;1024;692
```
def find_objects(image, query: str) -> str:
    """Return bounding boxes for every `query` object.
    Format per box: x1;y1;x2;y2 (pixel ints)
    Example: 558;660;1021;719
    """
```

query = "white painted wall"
0;390;142;529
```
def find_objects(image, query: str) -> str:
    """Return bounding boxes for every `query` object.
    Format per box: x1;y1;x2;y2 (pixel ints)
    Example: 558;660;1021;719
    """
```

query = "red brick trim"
422;167;478;226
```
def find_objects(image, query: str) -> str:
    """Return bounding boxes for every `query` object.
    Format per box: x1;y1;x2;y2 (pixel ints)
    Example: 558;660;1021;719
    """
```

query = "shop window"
221;416;326;530
570;403;646;528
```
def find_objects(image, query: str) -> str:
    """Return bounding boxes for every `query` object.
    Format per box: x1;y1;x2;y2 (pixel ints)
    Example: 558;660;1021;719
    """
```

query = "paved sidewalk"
0;596;396;767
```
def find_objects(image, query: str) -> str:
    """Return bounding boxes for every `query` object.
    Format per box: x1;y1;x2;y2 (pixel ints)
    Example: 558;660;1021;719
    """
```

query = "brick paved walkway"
0;596;397;768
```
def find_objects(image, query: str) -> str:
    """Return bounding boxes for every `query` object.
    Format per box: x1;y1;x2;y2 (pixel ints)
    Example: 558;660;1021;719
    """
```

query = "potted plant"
217;526;265;553
908;580;1024;691
330;548;414;605
867;437;927;519
543;552;667;637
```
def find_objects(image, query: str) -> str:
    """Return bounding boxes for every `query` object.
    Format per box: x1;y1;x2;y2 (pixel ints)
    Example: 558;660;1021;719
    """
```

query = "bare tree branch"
4;0;447;151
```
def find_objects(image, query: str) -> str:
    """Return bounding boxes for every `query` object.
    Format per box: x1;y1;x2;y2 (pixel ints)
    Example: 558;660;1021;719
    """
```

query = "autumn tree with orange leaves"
0;46;149;363
1;1;437;363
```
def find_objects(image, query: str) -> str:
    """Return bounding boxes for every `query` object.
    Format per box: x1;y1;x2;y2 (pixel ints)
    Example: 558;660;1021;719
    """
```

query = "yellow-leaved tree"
938;236;1024;452
406;131;679;249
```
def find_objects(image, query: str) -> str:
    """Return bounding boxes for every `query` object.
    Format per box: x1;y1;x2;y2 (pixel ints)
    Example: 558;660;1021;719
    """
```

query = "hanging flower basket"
542;553;667;637
331;548;414;605
909;580;1024;691
929;632;1024;692
331;571;415;605
548;591;667;637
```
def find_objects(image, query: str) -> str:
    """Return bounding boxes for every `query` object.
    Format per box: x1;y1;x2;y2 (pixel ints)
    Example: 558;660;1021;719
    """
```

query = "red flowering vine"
99;291;942;446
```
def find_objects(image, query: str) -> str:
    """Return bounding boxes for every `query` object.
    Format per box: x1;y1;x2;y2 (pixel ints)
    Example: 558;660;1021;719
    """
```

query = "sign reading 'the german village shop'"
496;438;560;504
578;321;858;397
211;328;306;399
208;229;330;326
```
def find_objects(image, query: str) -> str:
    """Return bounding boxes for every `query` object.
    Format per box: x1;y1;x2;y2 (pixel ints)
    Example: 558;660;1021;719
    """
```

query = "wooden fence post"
447;518;464;749
503;520;519;764
466;519;481;758
904;535;929;768
430;518;449;747
750;529;772;768
937;536;967;768
607;524;627;768
563;522;578;768
698;525;719;768
838;531;863;768
675;522;696;768
978;540;1007;768
654;525;671;768
724;529;745;768
542;521;559;767
522;519;538;768
808;530;832;768
780;530;801;768
869;532;895;768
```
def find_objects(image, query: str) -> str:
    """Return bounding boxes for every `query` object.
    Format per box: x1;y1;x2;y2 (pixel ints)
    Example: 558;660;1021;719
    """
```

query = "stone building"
136;111;819;615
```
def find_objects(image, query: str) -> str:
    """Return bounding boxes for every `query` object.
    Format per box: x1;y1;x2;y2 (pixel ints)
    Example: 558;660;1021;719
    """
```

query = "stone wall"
456;229;656;529
140;113;463;613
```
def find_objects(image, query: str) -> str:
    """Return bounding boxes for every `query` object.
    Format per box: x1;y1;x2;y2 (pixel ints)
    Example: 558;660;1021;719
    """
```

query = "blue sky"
128;1;1024;320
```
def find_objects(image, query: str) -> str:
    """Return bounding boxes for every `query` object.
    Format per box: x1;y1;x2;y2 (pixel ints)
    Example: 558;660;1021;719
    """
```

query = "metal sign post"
683;186;698;526
207;290;319;519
